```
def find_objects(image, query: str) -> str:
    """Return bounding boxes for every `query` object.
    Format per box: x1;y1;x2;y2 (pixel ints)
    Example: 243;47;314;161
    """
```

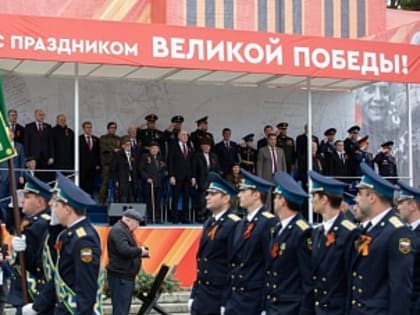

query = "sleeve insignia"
398;238;412;254
389;216;403;228
76;227;87;238
262;211;275;219
80;247;93;263
296;219;309;231
341;220;356;231
228;214;240;222
40;213;51;221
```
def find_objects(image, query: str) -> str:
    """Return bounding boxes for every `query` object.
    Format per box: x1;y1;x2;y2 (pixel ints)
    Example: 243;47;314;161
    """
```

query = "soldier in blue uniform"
348;163;414;315
224;169;277;315
308;170;359;315
136;114;164;153
238;134;257;174
263;172;313;315
396;180;420;315
9;174;54;315
189;172;241;315
51;172;102;315
373;141;398;184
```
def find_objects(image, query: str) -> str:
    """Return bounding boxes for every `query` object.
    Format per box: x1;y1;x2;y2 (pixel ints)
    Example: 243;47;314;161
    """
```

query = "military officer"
276;122;296;174
190;116;215;151
309;170;359;315
51;172;102;315
136;114;163;153
373;141;398;183
348;163;414;315
396;181;420;315
189;172;241;315
344;125;362;178
163;115;184;161
224;169;277;315
238;134;257;174
263;172;313;315
356;136;374;175
319;128;337;176
99;122;120;204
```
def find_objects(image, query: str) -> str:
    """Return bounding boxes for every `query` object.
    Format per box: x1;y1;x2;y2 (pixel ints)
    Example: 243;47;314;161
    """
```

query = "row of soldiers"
190;164;419;315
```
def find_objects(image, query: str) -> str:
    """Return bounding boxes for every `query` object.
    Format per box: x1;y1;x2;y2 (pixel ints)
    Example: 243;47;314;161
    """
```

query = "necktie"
38;123;43;134
131;139;136;149
226;141;230;150
11;123;15;132
154;157;159;169
183;143;188;159
362;222;372;234
271;147;277;173
87;136;92;150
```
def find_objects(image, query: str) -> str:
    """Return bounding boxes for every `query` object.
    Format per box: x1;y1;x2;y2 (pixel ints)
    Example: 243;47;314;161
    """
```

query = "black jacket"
107;220;142;280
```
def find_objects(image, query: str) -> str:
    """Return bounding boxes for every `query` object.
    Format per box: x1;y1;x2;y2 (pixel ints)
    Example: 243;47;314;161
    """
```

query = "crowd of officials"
1;108;398;224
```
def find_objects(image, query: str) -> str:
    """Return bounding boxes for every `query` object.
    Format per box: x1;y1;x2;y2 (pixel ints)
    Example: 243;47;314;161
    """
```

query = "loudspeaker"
108;203;147;225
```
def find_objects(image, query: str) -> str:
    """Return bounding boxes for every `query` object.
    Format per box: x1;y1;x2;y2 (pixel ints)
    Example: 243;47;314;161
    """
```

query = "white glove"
261;311;266;315
188;298;193;311
12;235;26;252
221;306;226;315
22;303;38;315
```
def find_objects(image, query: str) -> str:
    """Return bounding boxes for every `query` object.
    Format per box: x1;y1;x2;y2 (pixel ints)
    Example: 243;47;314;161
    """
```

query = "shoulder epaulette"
341;220;356;231
262;211;275;219
389;216;404;228
296;219;309;231
76;227;87;238
40;213;51;221
228;214;240;222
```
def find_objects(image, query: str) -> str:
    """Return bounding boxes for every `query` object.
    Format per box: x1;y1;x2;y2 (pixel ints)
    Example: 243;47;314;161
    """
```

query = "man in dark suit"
257;125;273;151
138;142;165;223
396;180;420;315
215;128;239;177
79;121;100;196
348;163;414;315
23;109;54;181
329;140;348;179
224;170;277;315
263;172;313;315
192;137;220;222
52;114;74;174
7;109;24;144
257;133;287;183
167;129;195;223
189;172;240;315
309;170;360;315
110;136;138;203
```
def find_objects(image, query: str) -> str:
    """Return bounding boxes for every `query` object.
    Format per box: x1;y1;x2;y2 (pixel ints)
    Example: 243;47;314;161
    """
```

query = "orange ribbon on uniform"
325;232;336;247
207;225;218;240
271;243;279;258
358;235;372;256
243;223;254;240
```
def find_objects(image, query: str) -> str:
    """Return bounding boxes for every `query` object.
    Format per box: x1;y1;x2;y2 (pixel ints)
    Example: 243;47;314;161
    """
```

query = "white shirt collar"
323;213;339;234
369;208;392;230
213;209;228;222
67;216;86;228
247;206;263;222
411;219;420;230
278;214;296;234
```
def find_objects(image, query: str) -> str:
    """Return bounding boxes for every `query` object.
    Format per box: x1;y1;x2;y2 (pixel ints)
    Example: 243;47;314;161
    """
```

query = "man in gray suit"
257;133;287;183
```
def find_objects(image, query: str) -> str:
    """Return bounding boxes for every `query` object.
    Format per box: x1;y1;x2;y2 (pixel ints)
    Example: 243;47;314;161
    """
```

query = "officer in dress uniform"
319;128;337;176
9;174;54;315
348;163;414;315
224;169;277;315
189;172;241;315
163;115;184;161
238;134;257;174
190;116;215;151
356;136;374;176
396;181;420;315
136;114;163;154
344;125;362;178
308;170;359;315
263;172;313;315
51;172;102;315
373;141;398;184
276;123;296;174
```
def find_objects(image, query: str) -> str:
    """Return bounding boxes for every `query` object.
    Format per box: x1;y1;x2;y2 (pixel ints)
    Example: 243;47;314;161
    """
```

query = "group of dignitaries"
190;164;419;315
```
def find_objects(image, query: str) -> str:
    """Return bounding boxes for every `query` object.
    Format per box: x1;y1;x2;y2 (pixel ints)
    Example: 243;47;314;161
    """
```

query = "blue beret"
308;170;347;196
206;172;238;197
53;172;96;210
273;172;308;205
343;192;356;205
397;180;420;202
23;173;52;200
357;162;395;199
239;169;274;193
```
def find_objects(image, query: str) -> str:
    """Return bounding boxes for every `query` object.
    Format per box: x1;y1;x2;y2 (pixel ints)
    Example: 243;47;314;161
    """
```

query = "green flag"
0;77;16;163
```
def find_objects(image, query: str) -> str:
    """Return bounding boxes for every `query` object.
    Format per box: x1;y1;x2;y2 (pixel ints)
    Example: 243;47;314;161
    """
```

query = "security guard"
9;174;54;315
224;169;277;315
189;172;241;315
276;123;296;174
309;170;359;315
263;172;313;315
373;141;398;183
190;116;215;151
136;114;163;153
238;134;257;174
51;172;102;315
396;180;420;315
349;163;414;315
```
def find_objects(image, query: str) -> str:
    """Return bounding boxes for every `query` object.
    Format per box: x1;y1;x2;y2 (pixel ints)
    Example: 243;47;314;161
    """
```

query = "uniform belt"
241;160;255;165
